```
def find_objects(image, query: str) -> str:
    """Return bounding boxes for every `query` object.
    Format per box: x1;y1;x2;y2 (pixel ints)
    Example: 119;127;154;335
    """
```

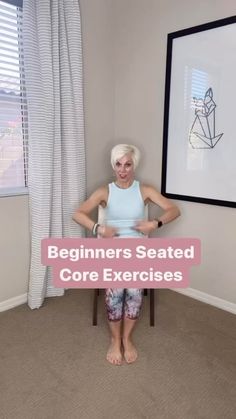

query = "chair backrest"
98;205;106;225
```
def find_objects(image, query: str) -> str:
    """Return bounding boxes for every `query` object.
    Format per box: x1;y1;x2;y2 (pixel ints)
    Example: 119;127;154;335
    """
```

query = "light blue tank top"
105;180;145;237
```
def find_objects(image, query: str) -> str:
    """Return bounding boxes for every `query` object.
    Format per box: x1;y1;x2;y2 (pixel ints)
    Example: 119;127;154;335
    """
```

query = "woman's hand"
97;225;119;238
133;220;158;236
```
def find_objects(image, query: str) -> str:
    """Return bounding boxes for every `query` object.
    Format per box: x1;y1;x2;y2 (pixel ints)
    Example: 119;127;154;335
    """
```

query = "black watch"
158;220;163;228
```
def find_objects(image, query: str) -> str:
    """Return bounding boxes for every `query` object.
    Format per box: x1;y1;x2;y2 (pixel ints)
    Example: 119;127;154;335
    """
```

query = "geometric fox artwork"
189;88;223;149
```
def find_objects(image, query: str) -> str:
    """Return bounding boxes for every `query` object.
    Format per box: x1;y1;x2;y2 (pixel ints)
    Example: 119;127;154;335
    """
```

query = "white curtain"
23;0;86;309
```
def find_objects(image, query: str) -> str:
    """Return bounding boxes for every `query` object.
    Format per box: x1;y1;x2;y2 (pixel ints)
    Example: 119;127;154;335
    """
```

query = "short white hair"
111;144;141;170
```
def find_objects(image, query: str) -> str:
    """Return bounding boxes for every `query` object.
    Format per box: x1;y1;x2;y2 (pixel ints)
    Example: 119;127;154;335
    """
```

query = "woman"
73;144;180;365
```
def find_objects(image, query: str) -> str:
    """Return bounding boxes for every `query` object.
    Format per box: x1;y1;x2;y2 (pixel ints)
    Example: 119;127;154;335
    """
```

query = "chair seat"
92;289;155;326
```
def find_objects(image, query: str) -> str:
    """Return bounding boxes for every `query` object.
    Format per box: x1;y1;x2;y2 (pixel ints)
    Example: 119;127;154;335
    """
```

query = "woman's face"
114;153;134;184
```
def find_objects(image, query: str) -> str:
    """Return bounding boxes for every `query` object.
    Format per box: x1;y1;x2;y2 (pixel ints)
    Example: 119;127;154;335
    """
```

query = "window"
0;0;28;196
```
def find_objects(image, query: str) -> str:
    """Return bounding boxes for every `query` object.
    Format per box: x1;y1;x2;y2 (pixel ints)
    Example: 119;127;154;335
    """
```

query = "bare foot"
122;338;138;364
106;338;122;365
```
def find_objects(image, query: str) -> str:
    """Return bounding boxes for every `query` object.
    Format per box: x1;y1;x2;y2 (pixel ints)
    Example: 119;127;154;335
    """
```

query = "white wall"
0;195;30;303
113;0;236;305
80;0;115;192
1;0;236;309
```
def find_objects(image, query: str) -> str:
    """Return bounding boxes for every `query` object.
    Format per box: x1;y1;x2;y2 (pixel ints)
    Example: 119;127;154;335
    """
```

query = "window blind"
0;0;28;195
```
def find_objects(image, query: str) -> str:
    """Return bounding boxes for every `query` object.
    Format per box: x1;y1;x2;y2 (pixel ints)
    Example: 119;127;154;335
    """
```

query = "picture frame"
161;16;236;208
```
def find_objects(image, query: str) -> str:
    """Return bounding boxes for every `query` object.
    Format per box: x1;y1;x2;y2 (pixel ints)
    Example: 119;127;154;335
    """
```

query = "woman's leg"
122;289;143;363
105;288;124;365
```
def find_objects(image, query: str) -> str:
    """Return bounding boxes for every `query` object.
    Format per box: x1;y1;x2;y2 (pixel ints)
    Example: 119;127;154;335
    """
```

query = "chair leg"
150;289;155;327
92;289;99;326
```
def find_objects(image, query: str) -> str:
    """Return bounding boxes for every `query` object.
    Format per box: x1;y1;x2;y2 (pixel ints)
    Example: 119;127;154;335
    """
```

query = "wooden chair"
92;206;155;327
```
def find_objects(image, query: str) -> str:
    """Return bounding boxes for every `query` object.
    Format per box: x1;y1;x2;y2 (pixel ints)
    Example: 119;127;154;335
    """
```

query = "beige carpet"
0;289;236;419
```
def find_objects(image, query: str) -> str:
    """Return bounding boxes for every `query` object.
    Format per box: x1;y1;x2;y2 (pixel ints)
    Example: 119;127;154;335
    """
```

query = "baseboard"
173;288;236;315
0;293;27;312
0;289;235;315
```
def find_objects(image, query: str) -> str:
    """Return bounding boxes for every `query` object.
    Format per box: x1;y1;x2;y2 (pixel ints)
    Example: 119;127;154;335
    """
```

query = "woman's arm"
144;184;180;225
73;186;107;232
73;186;118;237
134;184;180;235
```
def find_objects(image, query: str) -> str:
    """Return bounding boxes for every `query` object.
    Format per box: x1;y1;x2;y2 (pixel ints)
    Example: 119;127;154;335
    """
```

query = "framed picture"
161;16;236;208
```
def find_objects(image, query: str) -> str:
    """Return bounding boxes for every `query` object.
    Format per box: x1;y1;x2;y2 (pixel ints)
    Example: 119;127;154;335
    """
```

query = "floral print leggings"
105;289;143;321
